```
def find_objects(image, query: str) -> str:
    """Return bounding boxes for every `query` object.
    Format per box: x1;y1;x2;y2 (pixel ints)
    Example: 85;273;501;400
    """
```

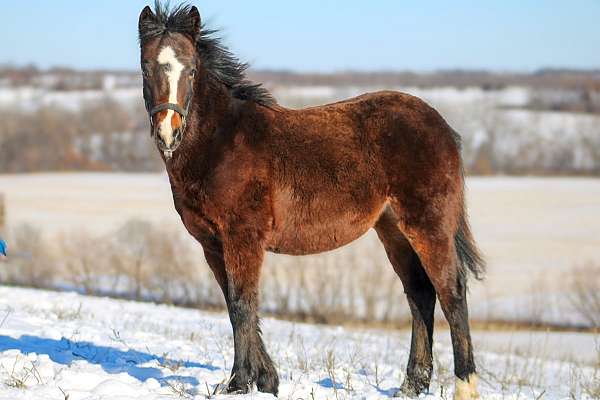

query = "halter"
150;102;188;119
144;75;195;159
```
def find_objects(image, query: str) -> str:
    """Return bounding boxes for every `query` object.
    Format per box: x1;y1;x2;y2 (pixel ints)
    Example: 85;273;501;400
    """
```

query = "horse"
138;2;485;399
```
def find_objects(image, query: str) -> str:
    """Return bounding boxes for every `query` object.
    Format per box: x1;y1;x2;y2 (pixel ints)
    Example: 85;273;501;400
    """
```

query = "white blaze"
157;46;184;147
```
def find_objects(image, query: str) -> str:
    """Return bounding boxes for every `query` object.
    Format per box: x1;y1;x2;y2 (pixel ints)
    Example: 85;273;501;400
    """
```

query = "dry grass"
0;220;410;326
3;224;54;289
0;355;44;389
569;263;600;328
1;219;598;331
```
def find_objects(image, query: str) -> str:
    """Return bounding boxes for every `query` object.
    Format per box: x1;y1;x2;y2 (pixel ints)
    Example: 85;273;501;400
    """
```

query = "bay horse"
138;2;484;399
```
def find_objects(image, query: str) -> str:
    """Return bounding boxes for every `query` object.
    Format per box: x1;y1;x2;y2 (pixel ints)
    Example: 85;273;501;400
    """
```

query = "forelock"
139;1;199;44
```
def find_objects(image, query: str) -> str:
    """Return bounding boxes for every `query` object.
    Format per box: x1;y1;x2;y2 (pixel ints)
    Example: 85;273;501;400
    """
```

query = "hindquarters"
372;91;484;282
369;92;484;398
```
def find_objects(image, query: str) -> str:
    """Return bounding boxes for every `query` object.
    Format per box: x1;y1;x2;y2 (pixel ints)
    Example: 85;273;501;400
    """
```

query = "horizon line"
2;63;600;76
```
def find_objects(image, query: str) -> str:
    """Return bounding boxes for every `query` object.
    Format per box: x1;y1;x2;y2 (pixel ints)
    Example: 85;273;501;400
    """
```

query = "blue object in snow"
0;239;6;256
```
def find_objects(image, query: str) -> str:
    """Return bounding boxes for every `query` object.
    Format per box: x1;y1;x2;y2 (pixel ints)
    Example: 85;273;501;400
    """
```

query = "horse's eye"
189;69;196;79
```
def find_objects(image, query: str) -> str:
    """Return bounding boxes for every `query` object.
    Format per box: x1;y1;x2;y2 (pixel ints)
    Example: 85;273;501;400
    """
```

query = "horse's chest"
175;198;215;240
170;180;221;240
172;175;268;239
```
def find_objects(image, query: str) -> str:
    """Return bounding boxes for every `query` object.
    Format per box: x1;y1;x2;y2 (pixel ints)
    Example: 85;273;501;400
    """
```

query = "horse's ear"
189;6;201;37
138;6;156;34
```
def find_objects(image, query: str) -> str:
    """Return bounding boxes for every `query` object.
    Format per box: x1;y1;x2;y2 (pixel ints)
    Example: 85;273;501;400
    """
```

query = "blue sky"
2;0;599;72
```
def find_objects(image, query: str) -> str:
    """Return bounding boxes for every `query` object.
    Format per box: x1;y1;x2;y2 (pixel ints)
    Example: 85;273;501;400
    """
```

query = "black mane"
139;1;276;107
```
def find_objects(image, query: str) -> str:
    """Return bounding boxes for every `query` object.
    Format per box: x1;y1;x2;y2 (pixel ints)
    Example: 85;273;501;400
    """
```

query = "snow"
0;286;596;399
268;85;530;108
0;88;142;112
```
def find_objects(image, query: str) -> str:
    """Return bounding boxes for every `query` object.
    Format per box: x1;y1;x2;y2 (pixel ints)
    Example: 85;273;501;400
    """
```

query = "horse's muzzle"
147;100;190;159
155;126;184;159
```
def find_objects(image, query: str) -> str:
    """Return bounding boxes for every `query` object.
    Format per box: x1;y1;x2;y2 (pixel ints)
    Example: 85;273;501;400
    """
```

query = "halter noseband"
149;102;188;119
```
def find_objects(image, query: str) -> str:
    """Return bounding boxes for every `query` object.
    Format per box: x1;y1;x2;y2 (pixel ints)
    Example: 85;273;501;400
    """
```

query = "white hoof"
454;374;480;400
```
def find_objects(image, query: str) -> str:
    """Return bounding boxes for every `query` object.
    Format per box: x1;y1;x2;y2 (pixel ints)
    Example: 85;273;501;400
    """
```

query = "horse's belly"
267;219;376;255
266;190;387;255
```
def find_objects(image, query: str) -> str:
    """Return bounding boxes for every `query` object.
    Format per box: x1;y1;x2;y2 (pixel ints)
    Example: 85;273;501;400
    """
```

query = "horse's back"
270;89;461;196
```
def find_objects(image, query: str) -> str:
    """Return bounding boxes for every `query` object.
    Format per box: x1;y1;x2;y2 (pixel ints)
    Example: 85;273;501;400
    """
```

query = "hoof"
454;374;480;400
394;377;429;398
257;364;279;396
227;365;279;396
226;384;251;395
227;371;252;394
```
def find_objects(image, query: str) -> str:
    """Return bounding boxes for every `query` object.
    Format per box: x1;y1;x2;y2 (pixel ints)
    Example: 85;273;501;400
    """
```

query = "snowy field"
1;75;599;399
0;286;597;400
1;173;599;326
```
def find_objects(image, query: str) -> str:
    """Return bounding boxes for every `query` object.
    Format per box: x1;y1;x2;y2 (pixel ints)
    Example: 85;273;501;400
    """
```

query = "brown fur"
139;4;484;397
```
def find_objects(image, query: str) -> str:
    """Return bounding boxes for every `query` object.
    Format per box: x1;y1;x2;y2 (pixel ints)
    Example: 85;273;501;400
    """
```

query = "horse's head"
138;3;201;158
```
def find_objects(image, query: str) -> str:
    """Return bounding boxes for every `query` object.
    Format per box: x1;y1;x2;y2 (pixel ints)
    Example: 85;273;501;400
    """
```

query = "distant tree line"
2;64;600;91
0;99;161;173
250;68;600;91
1;97;600;175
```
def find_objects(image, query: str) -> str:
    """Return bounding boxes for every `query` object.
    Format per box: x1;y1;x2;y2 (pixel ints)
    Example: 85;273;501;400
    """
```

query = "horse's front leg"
221;229;278;396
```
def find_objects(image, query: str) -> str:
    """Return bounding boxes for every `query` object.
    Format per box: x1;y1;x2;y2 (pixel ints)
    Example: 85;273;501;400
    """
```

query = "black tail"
455;206;485;280
452;129;485;280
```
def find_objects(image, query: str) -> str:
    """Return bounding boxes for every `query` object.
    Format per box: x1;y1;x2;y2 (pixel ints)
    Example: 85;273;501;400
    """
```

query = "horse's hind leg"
438;265;478;400
389;199;479;400
375;207;436;397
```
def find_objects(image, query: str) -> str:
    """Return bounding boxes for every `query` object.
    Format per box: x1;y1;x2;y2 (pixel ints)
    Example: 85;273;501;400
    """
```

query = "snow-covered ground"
0;286;596;400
